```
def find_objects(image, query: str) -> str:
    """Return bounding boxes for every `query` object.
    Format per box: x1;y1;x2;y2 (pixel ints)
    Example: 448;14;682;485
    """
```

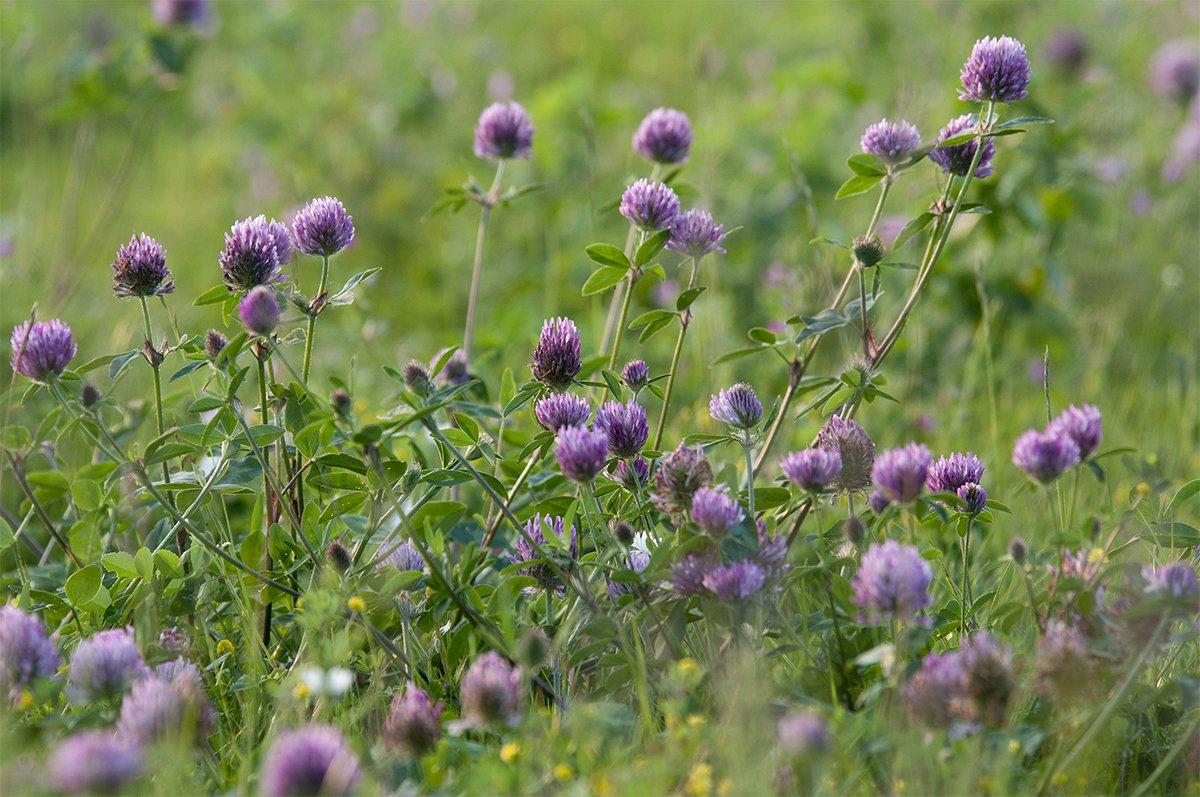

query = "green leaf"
193;284;230;306
637;316;674;343
108;350;142;380
629;309;675;330
747;327;778;345
584;243;630;269
809;236;847;249
893;213;935;248
846;154;885;177
835;174;883;200
1148;522;1200;548
634;229;671;267
676;286;707;311
795;309;849;343
958;203;991;215
135;547;155;581
1;425;31;451
71;480;103;512
995;115;1055;130
330;267;382;305
937;131;978;148
169;361;206;383
581;266;628;296
711;346;768;366
65;564;104;606
1166;479;1200;516
75;353;121;375
103;551;140;579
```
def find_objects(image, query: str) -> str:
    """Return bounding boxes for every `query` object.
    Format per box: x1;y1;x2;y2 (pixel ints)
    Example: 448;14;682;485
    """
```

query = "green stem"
257;350;275;648
743;439;756;517
960;517;972;638
463;161;505;360
652;256;698;449
856;263;871;358
607;244;642;371
301;255;330;385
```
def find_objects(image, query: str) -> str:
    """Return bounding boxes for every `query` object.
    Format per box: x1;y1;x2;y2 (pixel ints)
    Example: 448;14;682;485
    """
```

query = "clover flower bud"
851;233;886;267
632;107;692;164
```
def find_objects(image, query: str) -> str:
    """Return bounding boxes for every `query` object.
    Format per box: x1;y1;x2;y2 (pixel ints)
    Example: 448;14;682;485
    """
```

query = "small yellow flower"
553;763;574;781
1051;772;1068;786
685;762;713;797
1087;548;1106;564
215;639;235;657
1008;739;1021;753
592;775;613;797
894;779;907;793
292;682;312;700
678;658;699;676
717;778;733;796
17;690;33;711
347;596;367;613
978;776;991;792
499;742;520;763
1136;482;1151;495
687;713;706;728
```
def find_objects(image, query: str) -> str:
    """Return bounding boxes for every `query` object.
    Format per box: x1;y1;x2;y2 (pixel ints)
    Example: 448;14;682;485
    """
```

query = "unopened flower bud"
204;329;228;360
843;515;866;546
516;627;550;670
80;382;101;409
142;339;164;368
612;520;636;546
1008;537;1027;565
403;360;432;396
326;540;352;572
330;389;352;419
852;234;885;267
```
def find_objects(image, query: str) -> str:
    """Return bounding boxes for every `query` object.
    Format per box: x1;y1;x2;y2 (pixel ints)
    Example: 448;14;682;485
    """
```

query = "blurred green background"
1;0;1197;484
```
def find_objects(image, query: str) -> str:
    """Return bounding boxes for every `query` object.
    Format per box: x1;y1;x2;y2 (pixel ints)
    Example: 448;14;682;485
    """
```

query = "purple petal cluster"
621;359;650;390
382;540;424;573
667;209;726;259
755;523;789;579
511;513;577;587
68;628;148;703
632;107;692;164
435;348;470;387
554;426;608;482
702;560;766;601
929;114;996;178
607;537;651;599
1035;620;1094;699
957;483;988;515
530;316;582;391
383;682;443;757
871;442;933;504
619;179;680;231
859;119;921;164
690;486;745;537
776;709;830;755
816;416;875;491
238;286;281;336
709;382;763;430
611;456;650;491
780;449;843;492
926;452;985;493
10;319;76;382
1047;404;1102;459
534;393;590;432
1149;40;1200;105
1012;428;1079;483
904;651;966;728
957;631;1014;726
459;651;523;727
595;400;649;458
0;606;59;700
50;731;142;795
152;0;211;27
958;35;1032;103
1142;561;1199;602
652;443;714;523
112;233;173;298
1045;28;1089;74
219;216;284;292
260;724;361;797
116;667;214;745
474;102;534;160
158;626;188;656
292;196;355;258
670;550;718;596
204;329;228;359
852;540;932;623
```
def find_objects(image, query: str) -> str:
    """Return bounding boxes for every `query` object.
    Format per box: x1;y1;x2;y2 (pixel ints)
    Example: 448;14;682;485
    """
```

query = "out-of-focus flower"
667;209;726;258
555;426;608;482
0;606;59;701
112;233;173;298
534;393;590;432
816;416;875;491
957;631;1014;726
867;490;890;514
632;108;692;164
607;534;651;599
926;452;985;494
959;35;1032;103
68;628;148;703
690;486;745;537
299;667;355;698
381;539;424;573
510;514;577;588
780;449;843;492
435;348;470;387
904;652;966;728
595;400;649;458
671;550;718;596
238;286;281;336
384;682;443;757
1035;620;1095;700
930;115;996;178
116;669;214;745
860;119;921;164
459;651;523;728
1048;404;1102;459
611;457;650;491
776;709;829;755
50;730;142;795
619;179;680;231
1142;561;1199;603
703;560;766;601
10;319;76;382
1163;107;1200;182
1012;429;1079;483
260;725;361;797
871;443;933;504
474;102;534;160
530;317;581;391
653;442;713;523
709;383;763;430
151;0;211;27
292;197;355;258
1044;28;1088;74
852;541;932;623
1148;40;1200;105
158;627;188;656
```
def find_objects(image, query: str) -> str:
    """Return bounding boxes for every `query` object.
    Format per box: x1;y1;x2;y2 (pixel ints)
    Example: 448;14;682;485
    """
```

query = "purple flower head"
434;348;470;387
292;197;355;258
930;114;996;178
776;709;830;756
511;514;577;587
152;0;211;27
1047;404;1102;460
50;731;142;795
816;416;876;491
382;540;424;573
959;35;1031;103
860;119;921;164
68;628;148;703
158;627;188;656
1164;107;1200;183
0;606;59;700
871;442;933;504
1149;40;1200;105
632;107;692;164
474;102;534;160
238;286;281;336
260;724;361;797
10;319;76;382
957;483;988;515
852;540;932;623
1045;28;1088;74
690;485;745;537
621;359;650;390
958;631;1014;726
703;560;766;601
384;682;443;757
116;670;214;745
219;216;284;292
153;657;202;686
756;522;789;579
709;382;763;430
619;179;680;232
554;426;608;482
926;452;986;494
780;449;843;492
459;651;523;727
534;393;590;432
595;400;649;458
530;316;582;391
1012;428;1079;483
904;651;966;728
1142;561;1199;602
402;359;432;395
1035;620;1093;699
652;442;714;523
265;218;295;266
611;456;650;491
667;209;726;259
204;329;228;360
867;490;891;514
112;233;173;298
670;550;718;596
607;534;651;599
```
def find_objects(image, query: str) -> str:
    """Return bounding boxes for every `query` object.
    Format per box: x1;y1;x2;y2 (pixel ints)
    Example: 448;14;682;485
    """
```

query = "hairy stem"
463;161;505;360
301;255;330;385
652;256;699;449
